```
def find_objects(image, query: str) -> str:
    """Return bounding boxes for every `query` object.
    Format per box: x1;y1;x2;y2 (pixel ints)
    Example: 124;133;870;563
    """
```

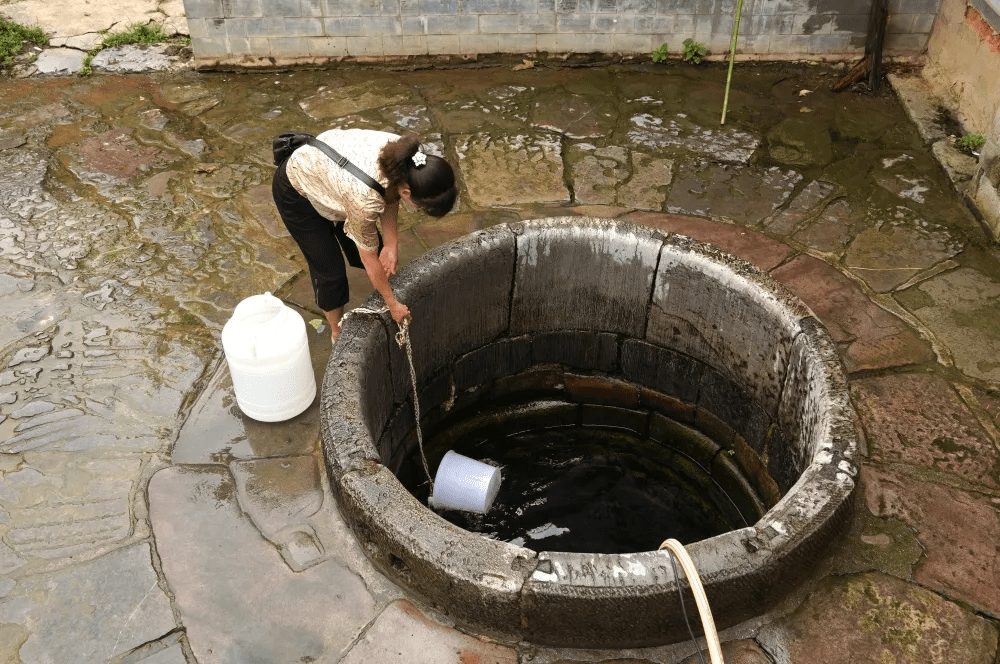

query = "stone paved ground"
1;11;999;663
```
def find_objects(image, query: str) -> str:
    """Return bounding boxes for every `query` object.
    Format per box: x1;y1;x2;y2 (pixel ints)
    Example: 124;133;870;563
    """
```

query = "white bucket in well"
221;292;315;422
428;451;502;514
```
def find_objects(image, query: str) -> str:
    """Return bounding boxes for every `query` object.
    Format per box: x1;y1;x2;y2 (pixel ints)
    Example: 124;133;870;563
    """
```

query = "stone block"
338;465;536;637
532;330;606;370
580;403;649;434
346;35;385;55
649;412;720;469
519;535;796;647
698;365;771;452
395;35;427;53
811;33;854;52
673;14;696;35
829;12;867;33
739;33;772;52
149;467;377;664
325;16;365;35
321;314;389;474
245;17;286;35
768;33;811;53
187;17;210;38
402;16;427;33
222;0;263;17
519;12;557;31
423;0;461;12
455;133;568;207
460;33;501;53
223;17;247;37
497;33;538;52
191;36;230;57
229;36;252;53
340;600;519;664
565;374;641;408
0;543;175;663
427;34;462;52
184;0;224;19
634;14;674;33
614;33;654;52
480;13;520;32
557;13;595;31
694;13;714;38
756;572;997;664
537;32;614;51
269;36;312;54
284;17;324;35
885;31;930;52
852;373;997;489
887;12;915;33
249;36;272;53
510;218;663;337
338;0;383;14
401;0;422;14
910;12;937;32
363;16;403;34
425;14;480;33
712;453;766;528
454;338;532;392
622;0;657;11
647;235;809;419
311;36;350;55
303;0;323;16
261;0;303;16
889;0;941;12
386;225;516;401
620;339;703;404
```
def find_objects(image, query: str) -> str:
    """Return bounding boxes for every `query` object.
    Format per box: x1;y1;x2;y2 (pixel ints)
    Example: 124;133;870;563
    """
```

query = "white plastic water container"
221;292;316;422
428;451;502;514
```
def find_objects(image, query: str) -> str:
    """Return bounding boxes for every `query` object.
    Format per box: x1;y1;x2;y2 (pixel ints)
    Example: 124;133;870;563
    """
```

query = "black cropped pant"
271;159;380;312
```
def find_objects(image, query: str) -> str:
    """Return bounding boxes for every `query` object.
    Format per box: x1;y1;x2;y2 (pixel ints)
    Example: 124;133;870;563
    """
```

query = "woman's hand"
380;245;398;275
389;299;410;326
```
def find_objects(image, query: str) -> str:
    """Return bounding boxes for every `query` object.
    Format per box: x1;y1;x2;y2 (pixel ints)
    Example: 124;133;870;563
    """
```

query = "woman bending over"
272;129;456;341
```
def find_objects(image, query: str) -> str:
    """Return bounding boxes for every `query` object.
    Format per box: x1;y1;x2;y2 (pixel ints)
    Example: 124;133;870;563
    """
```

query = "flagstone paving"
0;43;998;664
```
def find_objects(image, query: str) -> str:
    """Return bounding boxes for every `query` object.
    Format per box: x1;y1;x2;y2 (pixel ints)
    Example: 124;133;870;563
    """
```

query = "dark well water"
398;406;751;554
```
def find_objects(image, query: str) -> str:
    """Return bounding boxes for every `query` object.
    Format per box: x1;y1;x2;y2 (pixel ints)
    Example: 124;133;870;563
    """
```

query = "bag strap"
305;137;386;198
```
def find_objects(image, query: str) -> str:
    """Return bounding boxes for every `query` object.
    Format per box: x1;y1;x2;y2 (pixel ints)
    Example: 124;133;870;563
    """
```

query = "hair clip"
412;151;427;167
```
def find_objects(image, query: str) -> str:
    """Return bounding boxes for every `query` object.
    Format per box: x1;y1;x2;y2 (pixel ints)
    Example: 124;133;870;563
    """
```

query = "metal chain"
339;307;433;492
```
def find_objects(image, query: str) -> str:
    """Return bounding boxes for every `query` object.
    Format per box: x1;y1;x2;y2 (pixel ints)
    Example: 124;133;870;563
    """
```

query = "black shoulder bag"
272;132;386;198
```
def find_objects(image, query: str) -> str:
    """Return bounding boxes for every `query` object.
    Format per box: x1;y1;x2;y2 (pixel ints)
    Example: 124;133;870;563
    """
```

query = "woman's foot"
324;306;344;345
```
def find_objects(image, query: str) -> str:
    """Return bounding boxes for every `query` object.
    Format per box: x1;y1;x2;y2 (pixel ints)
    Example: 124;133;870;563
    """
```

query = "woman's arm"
379;200;400;276
358;246;410;324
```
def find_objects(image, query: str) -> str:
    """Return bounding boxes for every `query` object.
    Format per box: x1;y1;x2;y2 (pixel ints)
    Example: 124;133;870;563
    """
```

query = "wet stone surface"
1;61;999;662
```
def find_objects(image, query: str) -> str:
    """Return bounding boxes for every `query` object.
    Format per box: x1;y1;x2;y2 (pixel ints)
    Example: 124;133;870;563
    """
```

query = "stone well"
321;217;859;648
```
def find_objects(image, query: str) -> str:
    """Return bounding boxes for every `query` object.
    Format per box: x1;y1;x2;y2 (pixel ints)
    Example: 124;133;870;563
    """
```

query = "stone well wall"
321;218;859;648
181;0;940;66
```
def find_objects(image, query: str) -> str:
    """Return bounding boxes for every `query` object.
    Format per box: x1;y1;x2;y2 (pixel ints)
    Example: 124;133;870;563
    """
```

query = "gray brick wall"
181;0;939;62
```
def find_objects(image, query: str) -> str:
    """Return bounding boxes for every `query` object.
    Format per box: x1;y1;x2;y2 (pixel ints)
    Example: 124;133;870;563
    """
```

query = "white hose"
659;538;725;664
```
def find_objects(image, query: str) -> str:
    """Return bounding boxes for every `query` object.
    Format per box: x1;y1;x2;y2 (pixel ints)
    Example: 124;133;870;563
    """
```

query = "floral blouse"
285;128;397;253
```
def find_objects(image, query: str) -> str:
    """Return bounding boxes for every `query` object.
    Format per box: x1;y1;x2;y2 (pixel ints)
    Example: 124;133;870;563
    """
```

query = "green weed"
957;133;986;153
651;42;670;63
682;38;707;64
1;17;47;70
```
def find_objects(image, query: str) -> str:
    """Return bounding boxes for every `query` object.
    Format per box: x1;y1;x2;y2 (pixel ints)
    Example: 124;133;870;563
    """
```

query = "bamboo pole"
720;0;746;125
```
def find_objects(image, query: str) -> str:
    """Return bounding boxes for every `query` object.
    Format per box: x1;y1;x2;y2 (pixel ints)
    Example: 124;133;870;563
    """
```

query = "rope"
659;539;725;664
339;307;434;493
